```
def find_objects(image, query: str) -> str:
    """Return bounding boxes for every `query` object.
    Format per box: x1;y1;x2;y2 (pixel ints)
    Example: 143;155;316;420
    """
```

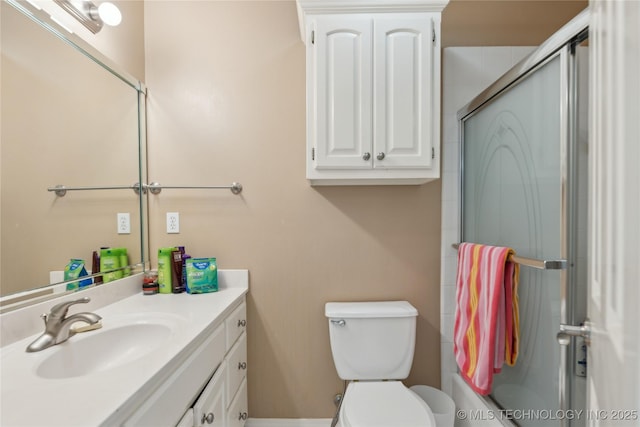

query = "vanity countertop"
0;269;248;426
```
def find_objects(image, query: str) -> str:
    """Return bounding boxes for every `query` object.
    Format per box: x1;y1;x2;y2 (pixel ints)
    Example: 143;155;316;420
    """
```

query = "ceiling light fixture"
53;0;122;34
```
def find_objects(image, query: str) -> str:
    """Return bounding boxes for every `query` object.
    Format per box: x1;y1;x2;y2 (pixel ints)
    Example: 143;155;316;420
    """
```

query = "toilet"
325;301;436;427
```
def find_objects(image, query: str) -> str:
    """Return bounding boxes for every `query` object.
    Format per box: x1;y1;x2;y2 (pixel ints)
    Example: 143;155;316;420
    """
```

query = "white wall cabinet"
297;1;448;185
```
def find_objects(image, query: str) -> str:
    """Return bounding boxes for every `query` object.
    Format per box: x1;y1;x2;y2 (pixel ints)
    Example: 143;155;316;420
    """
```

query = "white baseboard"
246;419;332;427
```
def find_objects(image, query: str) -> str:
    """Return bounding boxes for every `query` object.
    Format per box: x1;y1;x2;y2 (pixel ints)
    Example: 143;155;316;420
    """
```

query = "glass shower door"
461;53;564;426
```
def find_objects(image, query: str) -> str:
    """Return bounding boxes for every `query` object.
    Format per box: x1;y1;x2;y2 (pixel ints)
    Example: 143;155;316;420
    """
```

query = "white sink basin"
36;316;179;379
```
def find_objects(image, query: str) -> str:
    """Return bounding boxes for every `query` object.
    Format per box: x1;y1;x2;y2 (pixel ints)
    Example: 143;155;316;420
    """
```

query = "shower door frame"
456;9;589;427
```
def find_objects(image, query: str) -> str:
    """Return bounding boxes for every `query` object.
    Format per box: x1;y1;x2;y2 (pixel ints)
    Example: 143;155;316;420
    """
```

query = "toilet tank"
325;301;418;381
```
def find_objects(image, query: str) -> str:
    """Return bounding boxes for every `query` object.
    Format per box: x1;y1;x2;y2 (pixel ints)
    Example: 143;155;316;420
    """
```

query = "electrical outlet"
117;213;130;234
166;212;180;234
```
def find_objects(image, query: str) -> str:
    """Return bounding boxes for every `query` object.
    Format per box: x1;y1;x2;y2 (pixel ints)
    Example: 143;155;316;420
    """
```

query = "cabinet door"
193;361;226;427
373;15;435;169
227;378;248;427
225;301;246;351
124;325;226;427
226;333;247;407
176;410;194;427
313;15;373;170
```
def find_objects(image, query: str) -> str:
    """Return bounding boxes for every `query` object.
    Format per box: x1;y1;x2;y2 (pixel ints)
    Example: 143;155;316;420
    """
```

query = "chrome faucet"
26;297;102;353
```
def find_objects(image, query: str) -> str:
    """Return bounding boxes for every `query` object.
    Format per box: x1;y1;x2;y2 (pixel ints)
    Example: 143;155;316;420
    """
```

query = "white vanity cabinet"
123;325;227;427
0;269;249;427
184;300;248;427
123;299;248;427
297;0;448;185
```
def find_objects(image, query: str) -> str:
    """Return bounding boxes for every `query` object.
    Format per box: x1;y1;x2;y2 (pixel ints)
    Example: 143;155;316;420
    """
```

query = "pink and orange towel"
453;243;520;395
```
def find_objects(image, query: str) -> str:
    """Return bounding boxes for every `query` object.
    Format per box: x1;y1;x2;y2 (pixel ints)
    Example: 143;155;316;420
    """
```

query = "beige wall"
144;0;441;418
443;0;587;47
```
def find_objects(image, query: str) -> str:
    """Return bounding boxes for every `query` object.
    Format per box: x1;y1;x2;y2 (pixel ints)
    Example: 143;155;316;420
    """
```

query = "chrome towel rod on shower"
451;243;567;270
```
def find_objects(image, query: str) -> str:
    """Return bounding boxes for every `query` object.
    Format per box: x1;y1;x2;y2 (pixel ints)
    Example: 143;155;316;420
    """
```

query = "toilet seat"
340;381;436;427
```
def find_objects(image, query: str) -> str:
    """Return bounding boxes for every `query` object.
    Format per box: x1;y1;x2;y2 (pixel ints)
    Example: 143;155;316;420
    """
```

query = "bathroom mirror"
0;0;148;306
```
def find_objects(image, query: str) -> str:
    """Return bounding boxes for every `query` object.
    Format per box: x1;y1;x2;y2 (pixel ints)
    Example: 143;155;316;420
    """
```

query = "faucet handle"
49;297;91;318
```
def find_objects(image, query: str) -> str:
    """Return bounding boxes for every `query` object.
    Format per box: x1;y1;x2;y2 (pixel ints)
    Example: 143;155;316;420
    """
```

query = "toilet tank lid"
325;301;418;318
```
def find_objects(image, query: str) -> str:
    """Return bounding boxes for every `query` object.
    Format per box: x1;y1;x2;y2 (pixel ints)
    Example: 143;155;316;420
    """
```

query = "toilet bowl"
338;381;436;427
325;301;436;427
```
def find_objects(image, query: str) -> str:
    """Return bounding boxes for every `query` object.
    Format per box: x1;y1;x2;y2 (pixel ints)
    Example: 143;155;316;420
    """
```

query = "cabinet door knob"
202;412;215;424
238;361;247;370
362;152;371;161
237;319;246;327
239;411;248;420
377;152;385;160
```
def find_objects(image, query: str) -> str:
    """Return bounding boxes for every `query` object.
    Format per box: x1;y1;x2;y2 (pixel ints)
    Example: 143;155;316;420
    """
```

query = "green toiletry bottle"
100;248;122;283
157;247;176;294
116;247;130;277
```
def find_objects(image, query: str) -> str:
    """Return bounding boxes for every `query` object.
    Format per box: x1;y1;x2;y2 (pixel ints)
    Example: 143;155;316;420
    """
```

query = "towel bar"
145;182;243;195
48;182;243;197
451;243;568;270
47;184;143;197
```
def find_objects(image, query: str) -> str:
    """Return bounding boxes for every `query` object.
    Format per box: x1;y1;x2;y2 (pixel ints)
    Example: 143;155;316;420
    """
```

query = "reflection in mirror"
0;0;148;307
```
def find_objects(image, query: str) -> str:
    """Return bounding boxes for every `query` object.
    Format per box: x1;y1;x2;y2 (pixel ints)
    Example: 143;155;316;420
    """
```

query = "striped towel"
453;243;520;395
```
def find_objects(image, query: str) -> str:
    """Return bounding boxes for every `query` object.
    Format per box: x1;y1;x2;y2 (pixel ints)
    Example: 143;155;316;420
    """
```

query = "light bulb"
97;2;121;27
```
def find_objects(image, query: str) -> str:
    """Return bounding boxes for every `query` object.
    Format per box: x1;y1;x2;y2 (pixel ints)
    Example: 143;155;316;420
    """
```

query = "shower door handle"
556;321;591;346
557;320;591;427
